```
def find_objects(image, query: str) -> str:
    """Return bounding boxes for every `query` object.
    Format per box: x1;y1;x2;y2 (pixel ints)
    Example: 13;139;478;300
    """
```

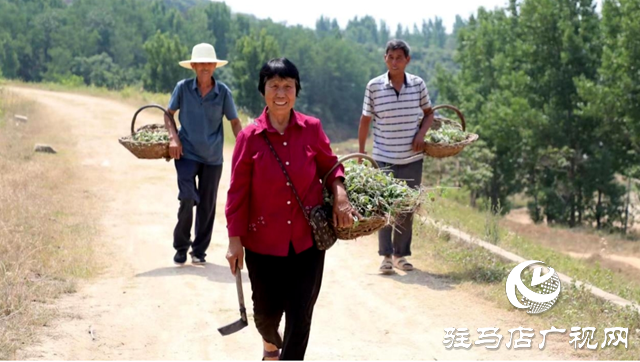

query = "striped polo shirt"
362;72;431;165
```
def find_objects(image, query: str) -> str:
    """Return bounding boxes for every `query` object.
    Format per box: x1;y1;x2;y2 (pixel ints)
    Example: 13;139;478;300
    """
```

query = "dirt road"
12;87;574;360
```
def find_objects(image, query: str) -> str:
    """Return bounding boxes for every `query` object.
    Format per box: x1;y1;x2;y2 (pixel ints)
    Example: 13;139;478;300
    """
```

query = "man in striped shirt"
358;39;434;274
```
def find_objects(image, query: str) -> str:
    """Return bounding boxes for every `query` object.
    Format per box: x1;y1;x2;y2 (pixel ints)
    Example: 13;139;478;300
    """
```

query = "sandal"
393;257;414;271
262;349;280;361
379;256;395;274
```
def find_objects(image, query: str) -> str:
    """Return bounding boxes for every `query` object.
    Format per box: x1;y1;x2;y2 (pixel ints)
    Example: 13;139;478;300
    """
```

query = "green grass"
502;235;640;301
424;189;640;304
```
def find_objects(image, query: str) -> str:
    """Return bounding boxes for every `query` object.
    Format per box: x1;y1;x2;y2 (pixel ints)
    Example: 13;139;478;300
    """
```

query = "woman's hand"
226;236;244;275
331;179;362;228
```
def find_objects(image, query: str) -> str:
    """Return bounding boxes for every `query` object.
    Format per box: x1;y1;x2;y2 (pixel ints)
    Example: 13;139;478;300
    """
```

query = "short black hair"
258;58;301;97
385;39;411;57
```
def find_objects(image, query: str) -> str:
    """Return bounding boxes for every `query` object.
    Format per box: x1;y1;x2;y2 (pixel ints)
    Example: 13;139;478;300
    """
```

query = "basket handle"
130;104;175;135
432;104;466;131
322;153;379;186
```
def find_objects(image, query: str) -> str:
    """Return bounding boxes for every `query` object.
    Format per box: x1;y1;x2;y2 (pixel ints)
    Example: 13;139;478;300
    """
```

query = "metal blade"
217;318;248;336
218;264;249;336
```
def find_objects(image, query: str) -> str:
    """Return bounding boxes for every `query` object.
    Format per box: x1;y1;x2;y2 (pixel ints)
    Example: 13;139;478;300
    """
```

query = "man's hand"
412;132;426;152
164;109;182;159
169;137;183;160
358;115;372;164
413;107;434;152
357;152;367;164
230;118;242;138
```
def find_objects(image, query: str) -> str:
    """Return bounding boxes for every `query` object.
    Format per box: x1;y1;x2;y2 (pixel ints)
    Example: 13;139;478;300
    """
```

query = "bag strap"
261;133;314;227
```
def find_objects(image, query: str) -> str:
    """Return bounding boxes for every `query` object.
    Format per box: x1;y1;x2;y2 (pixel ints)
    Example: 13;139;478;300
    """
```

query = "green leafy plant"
424;124;469;144
132;129;169;143
325;160;422;220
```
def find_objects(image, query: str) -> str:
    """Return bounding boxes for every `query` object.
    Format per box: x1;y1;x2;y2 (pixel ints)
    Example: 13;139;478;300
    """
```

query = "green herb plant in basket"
426;123;468;144
323;155;423;240
119;105;173;160
133;128;170;143
422;104;479;158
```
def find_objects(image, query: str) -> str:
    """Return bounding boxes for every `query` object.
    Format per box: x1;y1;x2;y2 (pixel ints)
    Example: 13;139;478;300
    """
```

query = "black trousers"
377;159;423;257
173;158;223;257
245;244;325;360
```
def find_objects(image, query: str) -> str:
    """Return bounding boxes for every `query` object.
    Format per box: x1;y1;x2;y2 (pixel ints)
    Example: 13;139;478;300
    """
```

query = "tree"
142;31;190;93
395;24;404;39
378;20;390;46
436;7;526;212
345;16;378;45
71;53;124;89
204;2;232;58
517;0;603;225
0;0;458;145
576;0;640;230
231;29;280;116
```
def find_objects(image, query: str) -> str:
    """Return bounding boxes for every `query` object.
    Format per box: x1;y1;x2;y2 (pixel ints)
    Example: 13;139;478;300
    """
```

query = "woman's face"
263;76;296;116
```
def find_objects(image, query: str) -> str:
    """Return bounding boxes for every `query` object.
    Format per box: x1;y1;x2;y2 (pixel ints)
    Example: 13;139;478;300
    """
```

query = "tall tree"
345;16;379;44
437;7;527;212
518;0;602;225
576;0;640;229
231;29;280;116
142;31;190;93
204;2;232;58
378;20;390;46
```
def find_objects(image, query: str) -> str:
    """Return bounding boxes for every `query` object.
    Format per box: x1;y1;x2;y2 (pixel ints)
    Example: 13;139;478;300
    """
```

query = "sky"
218;0;603;34
219;0;512;34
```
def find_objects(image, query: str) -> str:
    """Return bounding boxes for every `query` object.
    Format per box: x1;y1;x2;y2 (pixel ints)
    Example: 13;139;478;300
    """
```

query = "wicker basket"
322;153;389;240
423;104;479;159
118;104;173;160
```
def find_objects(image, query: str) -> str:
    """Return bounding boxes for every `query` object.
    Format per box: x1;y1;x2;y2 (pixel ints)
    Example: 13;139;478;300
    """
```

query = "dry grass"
0;81;246;359
0;87;97;359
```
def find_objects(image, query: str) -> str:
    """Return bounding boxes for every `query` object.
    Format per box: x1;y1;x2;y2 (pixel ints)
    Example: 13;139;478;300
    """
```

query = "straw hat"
179;43;228;69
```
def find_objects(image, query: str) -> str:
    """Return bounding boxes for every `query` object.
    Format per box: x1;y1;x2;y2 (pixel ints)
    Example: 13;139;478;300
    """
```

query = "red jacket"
225;108;344;256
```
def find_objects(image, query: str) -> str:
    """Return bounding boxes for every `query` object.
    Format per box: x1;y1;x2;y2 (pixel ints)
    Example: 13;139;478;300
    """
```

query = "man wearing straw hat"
163;43;242;266
357;39;434;274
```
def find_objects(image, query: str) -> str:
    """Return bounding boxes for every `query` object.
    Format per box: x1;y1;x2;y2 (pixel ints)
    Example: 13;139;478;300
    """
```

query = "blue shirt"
168;77;238;165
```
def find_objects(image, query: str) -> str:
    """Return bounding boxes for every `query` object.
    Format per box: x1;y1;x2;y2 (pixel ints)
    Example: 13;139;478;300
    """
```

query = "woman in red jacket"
225;58;358;360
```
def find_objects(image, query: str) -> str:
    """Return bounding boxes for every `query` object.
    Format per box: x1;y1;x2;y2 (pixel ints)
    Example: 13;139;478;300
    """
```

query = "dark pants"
377;158;423;257
245;244;325;361
173;158;223;258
